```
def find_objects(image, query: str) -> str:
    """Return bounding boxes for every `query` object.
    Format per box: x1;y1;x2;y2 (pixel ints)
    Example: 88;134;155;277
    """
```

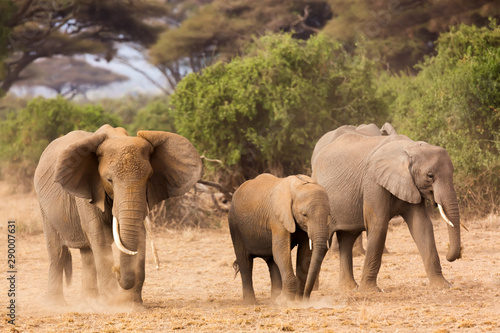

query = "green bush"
388;20;500;213
129;96;175;133
0;96;121;189
171;33;389;190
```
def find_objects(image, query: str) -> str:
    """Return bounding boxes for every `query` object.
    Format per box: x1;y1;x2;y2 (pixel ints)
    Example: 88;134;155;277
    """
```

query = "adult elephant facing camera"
312;132;461;292
34;125;202;305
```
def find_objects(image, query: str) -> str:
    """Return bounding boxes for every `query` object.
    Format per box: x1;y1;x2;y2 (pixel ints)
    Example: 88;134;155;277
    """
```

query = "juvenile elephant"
229;174;332;304
312;132;461;291
34;125;202;305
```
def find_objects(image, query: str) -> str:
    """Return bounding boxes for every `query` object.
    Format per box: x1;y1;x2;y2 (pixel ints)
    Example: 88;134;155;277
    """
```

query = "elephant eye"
107;178;113;183
427;173;434;180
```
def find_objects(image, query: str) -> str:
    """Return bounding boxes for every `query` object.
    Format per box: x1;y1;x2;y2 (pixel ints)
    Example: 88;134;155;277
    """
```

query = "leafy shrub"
129;96;175;133
0;96;121;190
171;33;389;191
388;20;500;214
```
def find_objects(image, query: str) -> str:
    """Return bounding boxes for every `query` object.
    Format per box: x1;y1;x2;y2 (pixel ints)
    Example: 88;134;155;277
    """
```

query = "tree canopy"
15;57;128;98
323;0;500;71
149;0;332;88
0;0;167;96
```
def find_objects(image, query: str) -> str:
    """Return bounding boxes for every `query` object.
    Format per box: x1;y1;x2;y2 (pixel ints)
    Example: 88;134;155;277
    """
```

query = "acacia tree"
170;33;389;193
15;57;128;99
322;0;500;71
149;0;333;89
0;0;167;96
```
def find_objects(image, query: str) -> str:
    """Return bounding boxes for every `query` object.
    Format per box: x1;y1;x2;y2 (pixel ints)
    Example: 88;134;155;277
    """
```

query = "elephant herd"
34;123;463;307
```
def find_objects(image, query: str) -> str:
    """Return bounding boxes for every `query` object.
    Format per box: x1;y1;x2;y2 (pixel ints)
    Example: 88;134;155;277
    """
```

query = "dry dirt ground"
1;189;499;332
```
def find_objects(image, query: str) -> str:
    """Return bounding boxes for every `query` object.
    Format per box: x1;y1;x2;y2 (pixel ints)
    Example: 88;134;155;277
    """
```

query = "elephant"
312;123;397;256
34;124;202;305
311;131;461;292
311;122;397;166
228;173;333;304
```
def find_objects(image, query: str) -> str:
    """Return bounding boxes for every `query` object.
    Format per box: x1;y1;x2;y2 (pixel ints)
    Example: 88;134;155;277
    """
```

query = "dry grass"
0;181;43;235
1;181;499;332
466;213;500;230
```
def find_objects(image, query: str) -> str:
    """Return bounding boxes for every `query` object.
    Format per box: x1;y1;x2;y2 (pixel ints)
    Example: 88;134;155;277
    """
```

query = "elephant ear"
55;133;108;211
380;122;397;135
369;141;421;204
270;176;305;233
137;131;203;210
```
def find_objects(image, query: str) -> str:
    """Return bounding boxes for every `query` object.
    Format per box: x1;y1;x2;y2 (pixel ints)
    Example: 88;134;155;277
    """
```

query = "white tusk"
309;239;312;251
113;216;138;255
437;204;455;228
326;239;330;250
144;216;160;270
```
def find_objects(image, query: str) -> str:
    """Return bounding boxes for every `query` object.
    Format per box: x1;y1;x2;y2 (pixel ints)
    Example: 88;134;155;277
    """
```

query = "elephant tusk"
460;222;469;232
113;216;138;255
144;216;160;270
326;239;330;250
437;204;455;228
309;239;313;251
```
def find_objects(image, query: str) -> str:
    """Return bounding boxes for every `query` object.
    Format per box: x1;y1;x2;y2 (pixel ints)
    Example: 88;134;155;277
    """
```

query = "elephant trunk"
114;194;147;290
436;186;461;262
303;228;329;299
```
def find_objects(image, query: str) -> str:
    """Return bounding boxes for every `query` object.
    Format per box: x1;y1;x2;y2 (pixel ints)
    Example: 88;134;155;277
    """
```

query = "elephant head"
53;125;202;290
271;175;332;298
369;140;461;262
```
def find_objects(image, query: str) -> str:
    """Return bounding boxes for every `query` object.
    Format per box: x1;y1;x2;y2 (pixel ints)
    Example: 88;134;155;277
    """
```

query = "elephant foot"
242;296;258;305
358;282;383;292
81;288;99;302
113;288;143;307
338;279;358;292
274;292;297;307
46;294;67;308
429;277;451;289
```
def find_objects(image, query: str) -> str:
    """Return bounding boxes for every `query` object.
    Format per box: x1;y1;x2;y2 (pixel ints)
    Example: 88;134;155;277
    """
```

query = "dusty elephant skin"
312;131;461;292
228;173;333;304
33;124;202;306
312;123;397;256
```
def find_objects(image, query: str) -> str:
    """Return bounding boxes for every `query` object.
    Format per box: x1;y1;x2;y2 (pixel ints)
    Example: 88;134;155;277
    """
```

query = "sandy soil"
0;191;499;332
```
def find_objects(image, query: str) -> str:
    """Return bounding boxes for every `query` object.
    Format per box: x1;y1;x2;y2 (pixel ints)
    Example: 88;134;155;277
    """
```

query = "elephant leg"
352;233;389;257
337;231;360;291
43;220;68;306
76;203;118;303
266;258;282;300
402;205;450;288
352;234;366;256
80;247;98;301
238;255;256;304
359;232;387;291
272;231;297;300
359;211;391;291
295;243;312;299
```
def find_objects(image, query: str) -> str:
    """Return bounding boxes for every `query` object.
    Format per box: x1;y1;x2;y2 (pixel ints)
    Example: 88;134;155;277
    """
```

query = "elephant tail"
232;260;240;279
63;246;72;287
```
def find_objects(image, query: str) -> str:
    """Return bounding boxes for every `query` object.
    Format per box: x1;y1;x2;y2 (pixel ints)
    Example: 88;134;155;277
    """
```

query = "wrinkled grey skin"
312;131;461;291
229;174;333;304
311;122;397;166
312;123;397;255
34;125;202;305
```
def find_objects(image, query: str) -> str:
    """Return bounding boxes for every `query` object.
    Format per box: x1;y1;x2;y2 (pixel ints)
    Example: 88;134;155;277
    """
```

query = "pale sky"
12;45;167;100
